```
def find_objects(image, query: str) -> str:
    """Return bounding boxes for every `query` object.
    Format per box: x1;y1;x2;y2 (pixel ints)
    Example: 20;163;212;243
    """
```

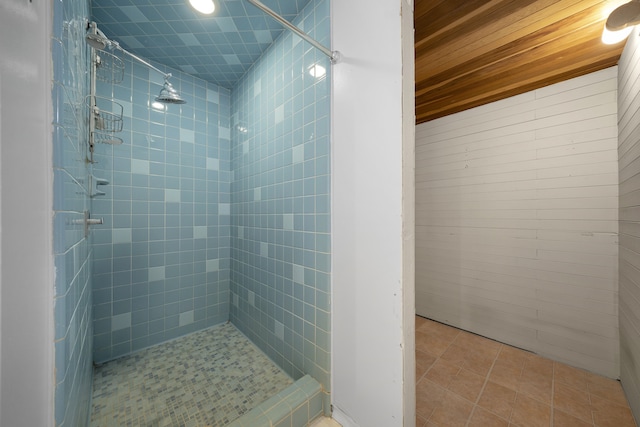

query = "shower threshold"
89;322;293;427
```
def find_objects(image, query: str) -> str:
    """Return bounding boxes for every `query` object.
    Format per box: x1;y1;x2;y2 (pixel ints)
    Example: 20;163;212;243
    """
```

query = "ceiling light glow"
602;25;633;44
602;0;640;44
189;0;215;14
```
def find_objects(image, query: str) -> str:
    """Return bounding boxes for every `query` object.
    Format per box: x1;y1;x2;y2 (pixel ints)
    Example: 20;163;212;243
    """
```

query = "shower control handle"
71;211;104;237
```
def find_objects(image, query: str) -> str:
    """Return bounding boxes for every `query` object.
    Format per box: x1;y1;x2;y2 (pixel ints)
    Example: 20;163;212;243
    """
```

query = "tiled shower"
51;0;331;424
91;60;233;363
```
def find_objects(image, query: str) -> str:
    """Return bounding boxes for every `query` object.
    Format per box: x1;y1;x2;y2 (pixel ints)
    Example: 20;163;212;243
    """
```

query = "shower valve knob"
71;211;104;237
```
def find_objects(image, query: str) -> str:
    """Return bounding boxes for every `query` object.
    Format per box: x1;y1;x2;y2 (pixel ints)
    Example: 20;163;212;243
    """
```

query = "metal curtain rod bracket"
245;0;340;63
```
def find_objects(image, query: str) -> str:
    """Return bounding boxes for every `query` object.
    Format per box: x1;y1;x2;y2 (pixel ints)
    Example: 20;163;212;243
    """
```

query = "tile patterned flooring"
416;315;638;427
90;322;293;427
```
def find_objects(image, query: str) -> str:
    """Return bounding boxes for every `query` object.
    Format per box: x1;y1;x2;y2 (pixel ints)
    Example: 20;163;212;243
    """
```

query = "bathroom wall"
331;0;416;424
229;0;331;393
415;67;620;378
52;0;94;424
1;0;57;425
91;56;232;362
617;25;640;422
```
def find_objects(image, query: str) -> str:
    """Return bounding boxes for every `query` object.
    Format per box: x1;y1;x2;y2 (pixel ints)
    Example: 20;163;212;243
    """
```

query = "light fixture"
189;0;215;14
602;0;640;44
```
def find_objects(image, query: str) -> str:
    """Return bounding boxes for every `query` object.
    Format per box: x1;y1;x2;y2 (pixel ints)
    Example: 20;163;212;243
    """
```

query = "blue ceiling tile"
232;17;252;31
223;32;242;44
178;33;201;46
91;0;315;88
248;16;270;31
135;5;166;21
216;17;239;33
121;6;149;22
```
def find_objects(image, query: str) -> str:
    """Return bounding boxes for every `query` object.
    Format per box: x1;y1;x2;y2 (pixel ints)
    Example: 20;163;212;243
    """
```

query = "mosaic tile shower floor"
90;322;293;427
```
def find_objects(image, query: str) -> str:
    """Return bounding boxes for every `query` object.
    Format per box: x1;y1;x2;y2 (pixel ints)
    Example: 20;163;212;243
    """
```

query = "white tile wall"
415;67;619;378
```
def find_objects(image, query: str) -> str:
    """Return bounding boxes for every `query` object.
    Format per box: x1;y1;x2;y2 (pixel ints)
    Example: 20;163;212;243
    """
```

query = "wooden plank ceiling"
415;0;627;124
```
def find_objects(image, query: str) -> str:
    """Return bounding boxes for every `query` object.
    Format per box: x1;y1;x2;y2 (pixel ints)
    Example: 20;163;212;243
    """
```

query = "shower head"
155;77;186;105
85;27;111;51
86;22;187;105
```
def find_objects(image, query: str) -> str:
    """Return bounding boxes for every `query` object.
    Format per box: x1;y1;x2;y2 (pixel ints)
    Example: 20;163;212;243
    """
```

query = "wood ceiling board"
415;0;625;124
415;1;604;75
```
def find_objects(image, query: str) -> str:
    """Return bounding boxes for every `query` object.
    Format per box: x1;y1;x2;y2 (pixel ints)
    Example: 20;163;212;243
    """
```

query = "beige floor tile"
424;319;461;342
496;344;530;369
425;358;461;388
510;394;551;427
429;390;474;427
489;360;523;391
416;330;454;357
477;380;517;420
453;331;501;359
440;343;468;367
414;316;636;427
517;371;552;405
447;368;486;403
587;376;630;408
416;349;437;379
553;382;592;424
590;394;637;427
416;378;447;420
468;406;509;427
465;351;496;377
554;362;589;390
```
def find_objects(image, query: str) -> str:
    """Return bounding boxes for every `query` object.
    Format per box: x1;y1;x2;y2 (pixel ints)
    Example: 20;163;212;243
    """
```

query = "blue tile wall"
91;53;232;363
229;0;331;395
52;0;94;424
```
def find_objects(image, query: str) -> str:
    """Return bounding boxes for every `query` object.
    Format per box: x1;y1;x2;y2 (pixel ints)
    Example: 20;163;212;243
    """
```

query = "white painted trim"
0;60;3;422
401;0;416;423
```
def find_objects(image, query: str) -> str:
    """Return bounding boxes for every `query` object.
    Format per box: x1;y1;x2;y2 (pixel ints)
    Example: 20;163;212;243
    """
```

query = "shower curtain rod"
245;0;340;63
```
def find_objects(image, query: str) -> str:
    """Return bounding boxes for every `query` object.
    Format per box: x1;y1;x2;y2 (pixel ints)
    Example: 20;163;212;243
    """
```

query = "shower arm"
110;41;173;82
245;0;340;63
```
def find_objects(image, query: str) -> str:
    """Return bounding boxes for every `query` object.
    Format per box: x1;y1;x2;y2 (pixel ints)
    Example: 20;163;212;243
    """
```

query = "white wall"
617;25;640;422
415;67;620;378
331;0;415;425
0;1;55;426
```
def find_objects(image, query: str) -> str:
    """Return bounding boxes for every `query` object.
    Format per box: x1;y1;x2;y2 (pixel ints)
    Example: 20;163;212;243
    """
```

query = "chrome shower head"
155;77;186;105
86;22;186;105
85;25;112;51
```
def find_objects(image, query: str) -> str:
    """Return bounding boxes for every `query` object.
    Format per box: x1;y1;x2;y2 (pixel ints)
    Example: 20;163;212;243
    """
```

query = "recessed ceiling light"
189;0;215;14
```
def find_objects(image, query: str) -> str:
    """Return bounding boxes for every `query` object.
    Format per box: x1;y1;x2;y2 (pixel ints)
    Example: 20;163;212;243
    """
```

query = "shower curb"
228;375;323;427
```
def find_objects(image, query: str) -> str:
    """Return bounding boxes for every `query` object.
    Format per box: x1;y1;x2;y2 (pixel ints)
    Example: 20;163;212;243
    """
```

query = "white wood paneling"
617;26;640;423
415;67;620;378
